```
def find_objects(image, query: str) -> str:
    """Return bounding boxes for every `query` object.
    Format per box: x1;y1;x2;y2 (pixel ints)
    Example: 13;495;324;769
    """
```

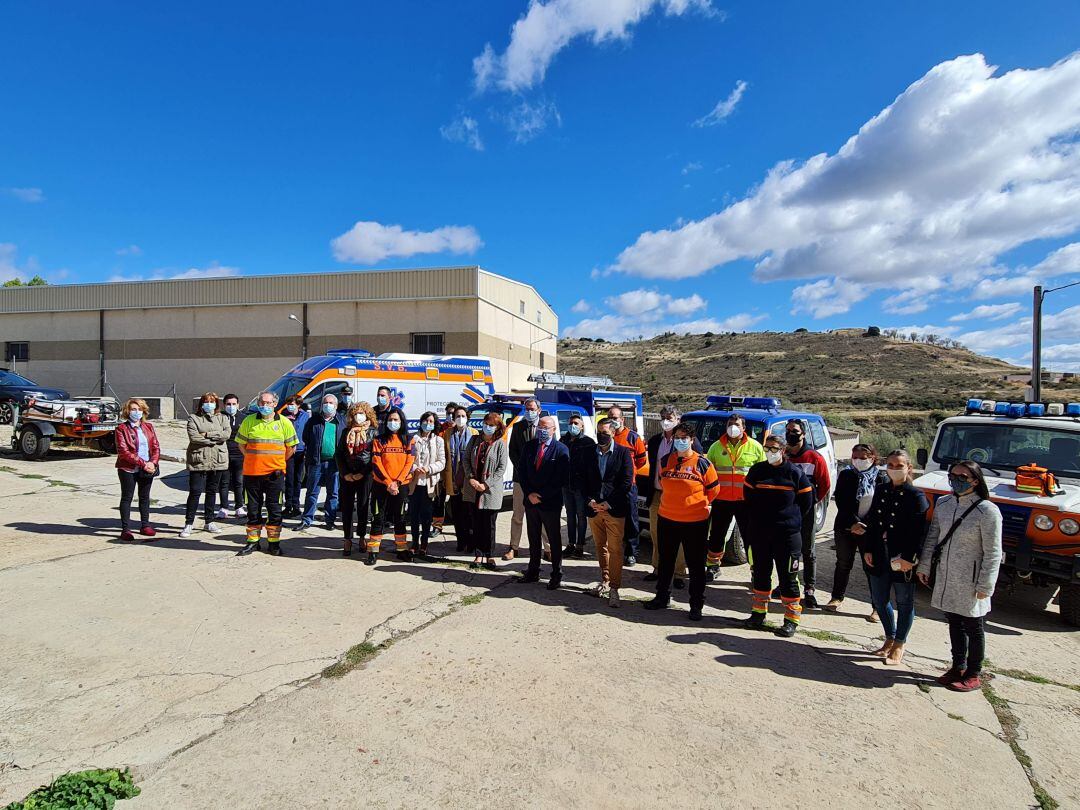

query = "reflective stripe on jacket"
706;435;766;502
657;451;719;523
614;427;649;477
236;414;298;476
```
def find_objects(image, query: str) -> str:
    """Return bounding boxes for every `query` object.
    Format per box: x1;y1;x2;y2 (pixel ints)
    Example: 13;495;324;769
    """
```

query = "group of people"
113;391;1003;691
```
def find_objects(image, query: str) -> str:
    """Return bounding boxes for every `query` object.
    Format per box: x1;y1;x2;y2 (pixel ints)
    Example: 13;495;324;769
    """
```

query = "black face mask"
597;433;612;447
786;432;802;446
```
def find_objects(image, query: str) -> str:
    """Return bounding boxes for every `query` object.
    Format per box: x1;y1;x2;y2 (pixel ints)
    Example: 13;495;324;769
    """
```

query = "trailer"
10;395;121;459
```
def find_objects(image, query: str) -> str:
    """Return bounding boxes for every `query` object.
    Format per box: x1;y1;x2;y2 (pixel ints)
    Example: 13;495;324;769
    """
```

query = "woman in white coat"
917;460;1002;693
409;410;447;559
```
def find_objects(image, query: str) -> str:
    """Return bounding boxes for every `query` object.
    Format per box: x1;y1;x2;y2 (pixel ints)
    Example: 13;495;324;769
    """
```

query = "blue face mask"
537;428;551;443
224;404;237;416
673;437;692;453
377;395;389;407
483;423;496;436
257;405;274;417
343;395;352;405
286;404;298;414
128;409;142;422
524;410;538;423
387;420;401;433
322;403;336;416
201;402;216;414
948;474;974;496
568;423;582;436
421;422;435;433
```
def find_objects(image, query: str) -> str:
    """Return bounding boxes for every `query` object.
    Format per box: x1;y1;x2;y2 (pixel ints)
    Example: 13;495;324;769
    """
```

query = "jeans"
946;612;986;676
563;487;588;550
285;451;306;509
117;469;153;531
868;573;916;643
624;483;640;558
409;488;435;550
185;469;222;524
302;459;339;526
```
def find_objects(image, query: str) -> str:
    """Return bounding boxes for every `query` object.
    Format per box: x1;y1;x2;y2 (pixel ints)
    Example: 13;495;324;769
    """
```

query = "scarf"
346;425;370;451
856;466;878;500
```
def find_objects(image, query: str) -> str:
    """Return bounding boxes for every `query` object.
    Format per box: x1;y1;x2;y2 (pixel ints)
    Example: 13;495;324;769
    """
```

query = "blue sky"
2;1;1080;368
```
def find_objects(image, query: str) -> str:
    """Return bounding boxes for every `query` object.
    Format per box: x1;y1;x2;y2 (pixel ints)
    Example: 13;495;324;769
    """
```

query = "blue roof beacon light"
1027;403;1046;417
706;395;782;411
1067;403;1080;417
1007;403;1026;417
993;402;1009;415
966;398;983;413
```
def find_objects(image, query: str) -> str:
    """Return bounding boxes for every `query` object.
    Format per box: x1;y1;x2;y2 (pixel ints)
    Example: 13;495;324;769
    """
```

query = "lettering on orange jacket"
614;427;650;477
658;451;719;522
373;434;415;485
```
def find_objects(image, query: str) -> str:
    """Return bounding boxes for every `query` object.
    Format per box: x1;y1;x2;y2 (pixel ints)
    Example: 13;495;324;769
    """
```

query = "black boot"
643;595;670;611
744;612;767;630
688;604;703;621
266;542;283;556
775;619;798;638
365;551;377;566
547;573;562;591
236;542;258;556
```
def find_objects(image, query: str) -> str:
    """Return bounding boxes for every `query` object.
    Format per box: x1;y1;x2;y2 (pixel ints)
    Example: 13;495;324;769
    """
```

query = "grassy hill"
556;329;1080;454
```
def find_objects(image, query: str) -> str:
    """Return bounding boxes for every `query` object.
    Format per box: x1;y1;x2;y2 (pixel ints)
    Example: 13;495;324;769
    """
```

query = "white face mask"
355;413;368;425
727;424;743;439
454;416;467;428
887;468;907;483
660;418;677;432
851;458;873;472
765;449;783;465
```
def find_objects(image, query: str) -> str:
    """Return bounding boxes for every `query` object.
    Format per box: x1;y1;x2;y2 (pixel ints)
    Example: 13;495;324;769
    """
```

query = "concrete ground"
1;422;1078;809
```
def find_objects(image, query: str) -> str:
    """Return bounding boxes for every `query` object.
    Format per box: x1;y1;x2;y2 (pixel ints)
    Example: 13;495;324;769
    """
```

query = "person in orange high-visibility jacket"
607;405;649;567
235;390;298;556
643;422;719;621
705;414;766;577
369;408;416;565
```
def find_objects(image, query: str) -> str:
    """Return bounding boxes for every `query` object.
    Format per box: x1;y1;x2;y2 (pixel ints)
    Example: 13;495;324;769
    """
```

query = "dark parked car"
0;370;69;424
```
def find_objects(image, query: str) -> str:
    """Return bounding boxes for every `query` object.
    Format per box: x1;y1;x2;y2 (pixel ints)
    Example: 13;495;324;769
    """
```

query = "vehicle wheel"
1060;583;1080;627
97;432;117;454
0;401;13;425
723;524;748;566
814;499;828;532
19;425;50;460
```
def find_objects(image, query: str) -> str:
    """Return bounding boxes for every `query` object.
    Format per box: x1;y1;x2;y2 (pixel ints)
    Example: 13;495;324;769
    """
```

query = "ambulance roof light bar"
964;398;1080;417
706;395;782;411
528;372;637;392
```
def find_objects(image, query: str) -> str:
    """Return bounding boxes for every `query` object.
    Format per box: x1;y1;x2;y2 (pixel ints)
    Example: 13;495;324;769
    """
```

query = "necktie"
535;442;545;470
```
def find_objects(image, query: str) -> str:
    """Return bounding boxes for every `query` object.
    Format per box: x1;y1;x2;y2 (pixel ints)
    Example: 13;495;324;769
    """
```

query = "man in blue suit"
517;414;571;589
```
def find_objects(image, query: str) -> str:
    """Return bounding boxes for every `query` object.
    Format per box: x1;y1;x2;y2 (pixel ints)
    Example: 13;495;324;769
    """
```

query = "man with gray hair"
504;396;550;560
298;393;346;533
235;390;298;555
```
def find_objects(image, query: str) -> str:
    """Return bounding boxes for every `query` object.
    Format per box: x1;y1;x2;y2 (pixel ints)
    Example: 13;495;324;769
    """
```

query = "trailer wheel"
1060;583;1080;627
19;424;50;460
97;432;117;454
814;499;828;532
723;524;748;566
0;401;13;425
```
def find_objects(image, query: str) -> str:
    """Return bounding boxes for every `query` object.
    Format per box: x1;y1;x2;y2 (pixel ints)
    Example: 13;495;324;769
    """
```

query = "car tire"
19;424;50;460
814;499;828;532
1060;583;1080;627
723;524;748;566
0;401;12;425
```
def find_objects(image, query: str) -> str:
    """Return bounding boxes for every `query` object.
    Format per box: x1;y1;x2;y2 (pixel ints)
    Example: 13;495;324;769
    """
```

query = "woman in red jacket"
114;397;161;541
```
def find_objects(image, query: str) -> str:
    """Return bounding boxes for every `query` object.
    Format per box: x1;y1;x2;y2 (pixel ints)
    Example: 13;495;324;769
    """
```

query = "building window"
411;332;445;354
539;351;545;369
536;309;542;324
519;300;525;314
5;342;28;362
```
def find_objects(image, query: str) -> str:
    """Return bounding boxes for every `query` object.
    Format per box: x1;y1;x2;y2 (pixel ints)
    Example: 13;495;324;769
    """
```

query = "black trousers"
656;515;709;606
117;469;154;530
707;500;750;561
946;613;986;676
341;475;372;541
623;483;640;558
750;531;802;599
449;493;473;551
285;451;305;509
433;483;446;522
372;483;407;541
409;489;435;550
185;469;222;524
799;506;818;591
471;502;497;557
830;528;866;601
219;455;244;511
245;472;285;527
525;502;563;576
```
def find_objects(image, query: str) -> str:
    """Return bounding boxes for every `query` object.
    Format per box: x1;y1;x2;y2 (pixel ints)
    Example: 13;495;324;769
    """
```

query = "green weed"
4;767;139;809
322;641;383;678
461;593;485;606
800;628;850;643
981;681;1058;809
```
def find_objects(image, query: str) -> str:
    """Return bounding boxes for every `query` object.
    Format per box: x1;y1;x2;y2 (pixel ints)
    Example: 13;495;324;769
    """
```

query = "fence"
81;377;191;421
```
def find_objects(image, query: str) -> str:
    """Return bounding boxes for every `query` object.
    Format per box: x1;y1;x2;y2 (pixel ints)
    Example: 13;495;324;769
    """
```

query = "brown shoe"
342;539;353;557
872;639;895;657
867;609;879;624
502;548;516;561
823;598;843;613
885;642;906;666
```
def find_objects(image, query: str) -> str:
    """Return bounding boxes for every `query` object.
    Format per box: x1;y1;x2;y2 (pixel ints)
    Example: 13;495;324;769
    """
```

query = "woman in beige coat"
181;392;231;538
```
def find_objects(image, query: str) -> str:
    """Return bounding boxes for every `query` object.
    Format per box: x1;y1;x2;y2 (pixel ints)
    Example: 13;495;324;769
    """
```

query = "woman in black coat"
825;443;886;616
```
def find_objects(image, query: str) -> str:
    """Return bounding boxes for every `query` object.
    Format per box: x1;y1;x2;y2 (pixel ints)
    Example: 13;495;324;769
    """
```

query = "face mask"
421;422;435;433
483;423;496;436
609;419;622;432
377;395;389;407
128;409;142;422
537;427;551;443
454;416;467;428
286;404;298;414
257;405;274;417
948;474;974;496
851;458;873;472
766;449;784;464
786;432;802;447
673;437;692;453
568;423;582;436
887;468;907;484
387;420;401;433
201;402;216;414
660;418;677;432
343;395;352;405
597;433;612;447
727;424;743;439
322;403;336;416
224;404;237;416
524;410;538;423
355;413;367;425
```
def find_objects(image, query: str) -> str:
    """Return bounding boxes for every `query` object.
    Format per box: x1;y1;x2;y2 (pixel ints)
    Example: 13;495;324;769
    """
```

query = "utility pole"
1031;280;1080;403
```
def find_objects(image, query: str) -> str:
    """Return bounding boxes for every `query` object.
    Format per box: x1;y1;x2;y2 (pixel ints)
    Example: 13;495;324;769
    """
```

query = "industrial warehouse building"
0;266;557;411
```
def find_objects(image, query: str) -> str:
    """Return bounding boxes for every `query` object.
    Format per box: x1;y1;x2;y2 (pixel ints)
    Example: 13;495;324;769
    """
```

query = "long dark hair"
380;407;411;442
950;460;991;500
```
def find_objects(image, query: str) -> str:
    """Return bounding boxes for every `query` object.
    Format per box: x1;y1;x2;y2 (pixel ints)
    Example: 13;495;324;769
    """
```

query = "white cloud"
948;302;1022;322
604;288;707;319
692;79;747;127
571;298;592;314
474;0;713;92
613;52;1080;320
440;115;484;151
0;242;53;282
972;242;1080;300
498;98;561;143
3;187;44;203
665;293;707;317
681;161;703;175
116;244;143;257
561;310;765;340
107;264;241;283
330;221;483;264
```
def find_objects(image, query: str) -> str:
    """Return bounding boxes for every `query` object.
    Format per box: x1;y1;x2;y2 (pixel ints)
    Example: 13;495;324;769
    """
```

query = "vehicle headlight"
1060;518;1080;536
1034;514;1054;531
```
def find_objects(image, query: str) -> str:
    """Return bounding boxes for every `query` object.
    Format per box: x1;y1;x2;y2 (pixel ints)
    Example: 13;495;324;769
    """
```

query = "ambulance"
259;350;494;427
916;399;1080;625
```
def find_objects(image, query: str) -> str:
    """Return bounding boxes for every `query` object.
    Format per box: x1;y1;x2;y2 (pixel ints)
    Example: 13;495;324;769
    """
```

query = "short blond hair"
124;398;149;415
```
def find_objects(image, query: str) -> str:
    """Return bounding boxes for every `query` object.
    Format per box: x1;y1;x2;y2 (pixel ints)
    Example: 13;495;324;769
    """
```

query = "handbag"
926;500;982;589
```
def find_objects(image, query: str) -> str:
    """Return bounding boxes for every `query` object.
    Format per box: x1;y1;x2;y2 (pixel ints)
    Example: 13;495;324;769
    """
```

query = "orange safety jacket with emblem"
235;413;298;476
657;450;719;523
613;426;650;479
373;433;416;486
706;435;767;502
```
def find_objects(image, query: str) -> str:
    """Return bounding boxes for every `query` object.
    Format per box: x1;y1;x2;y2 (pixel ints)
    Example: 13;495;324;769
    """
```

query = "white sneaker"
215;509;228;520
179;524;194;538
204;522;223;534
236;506;247;519
609;588;621;608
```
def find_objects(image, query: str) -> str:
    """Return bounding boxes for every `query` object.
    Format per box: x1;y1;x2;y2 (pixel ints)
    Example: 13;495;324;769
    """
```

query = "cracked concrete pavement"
2;423;1080;808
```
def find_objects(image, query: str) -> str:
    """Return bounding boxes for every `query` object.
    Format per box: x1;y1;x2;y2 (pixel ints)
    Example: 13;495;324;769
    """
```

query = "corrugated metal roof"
0;266;490;313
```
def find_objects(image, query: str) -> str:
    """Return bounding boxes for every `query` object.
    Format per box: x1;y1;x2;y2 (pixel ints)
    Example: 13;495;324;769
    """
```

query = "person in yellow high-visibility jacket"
705;414;765;579
235;390;298;556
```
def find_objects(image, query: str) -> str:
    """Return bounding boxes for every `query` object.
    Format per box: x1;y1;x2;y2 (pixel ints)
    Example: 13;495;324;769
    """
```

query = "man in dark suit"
504;396;541;561
517;415;570;589
576;417;634;607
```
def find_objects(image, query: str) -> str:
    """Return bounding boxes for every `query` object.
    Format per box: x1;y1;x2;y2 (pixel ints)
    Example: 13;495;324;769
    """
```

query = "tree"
2;275;47;287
